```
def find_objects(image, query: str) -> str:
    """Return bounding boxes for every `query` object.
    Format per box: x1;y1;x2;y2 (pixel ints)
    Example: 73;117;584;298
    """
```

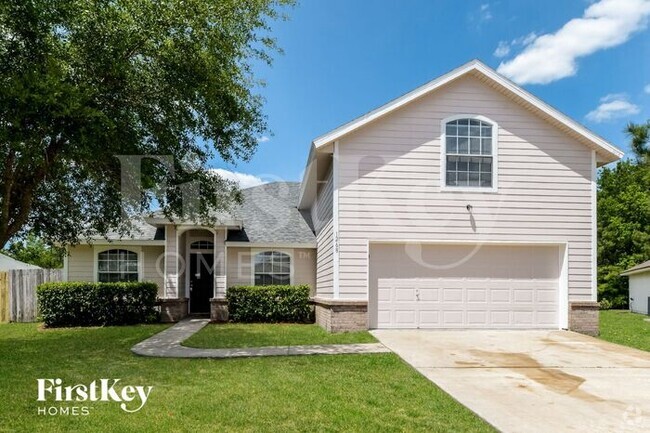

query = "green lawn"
0;323;494;433
599;310;650;352
183;323;377;348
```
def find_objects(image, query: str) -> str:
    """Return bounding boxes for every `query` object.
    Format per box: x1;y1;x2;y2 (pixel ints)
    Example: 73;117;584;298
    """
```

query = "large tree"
0;0;292;247
3;233;64;268
597;121;650;308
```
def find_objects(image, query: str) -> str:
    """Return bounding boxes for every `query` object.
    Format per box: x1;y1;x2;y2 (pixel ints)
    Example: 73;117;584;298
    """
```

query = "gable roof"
621;260;650;276
92;182;316;247
0;253;41;271
312;59;623;165
228;182;316;245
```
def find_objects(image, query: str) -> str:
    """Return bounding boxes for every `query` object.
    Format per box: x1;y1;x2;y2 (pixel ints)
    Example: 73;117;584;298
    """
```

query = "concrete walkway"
132;319;390;358
372;329;650;433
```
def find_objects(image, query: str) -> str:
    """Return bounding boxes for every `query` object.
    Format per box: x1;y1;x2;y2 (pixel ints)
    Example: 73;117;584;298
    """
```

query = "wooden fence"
0;269;63;323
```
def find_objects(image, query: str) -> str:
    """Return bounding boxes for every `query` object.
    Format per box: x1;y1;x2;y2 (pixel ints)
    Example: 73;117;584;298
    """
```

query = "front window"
254;251;290;285
444;118;494;188
190;240;214;250
97;249;138;282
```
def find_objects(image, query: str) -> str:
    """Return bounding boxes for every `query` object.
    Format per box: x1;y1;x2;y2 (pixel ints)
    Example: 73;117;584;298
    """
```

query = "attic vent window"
443;117;496;190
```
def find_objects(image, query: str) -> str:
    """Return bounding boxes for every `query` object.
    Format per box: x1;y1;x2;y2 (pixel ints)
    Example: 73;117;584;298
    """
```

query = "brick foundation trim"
312;297;368;333
568;301;599;336
210;298;229;323
158;298;188;323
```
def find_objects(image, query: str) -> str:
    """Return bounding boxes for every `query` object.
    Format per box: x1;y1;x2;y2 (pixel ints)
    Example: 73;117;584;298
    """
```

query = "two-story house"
64;60;623;336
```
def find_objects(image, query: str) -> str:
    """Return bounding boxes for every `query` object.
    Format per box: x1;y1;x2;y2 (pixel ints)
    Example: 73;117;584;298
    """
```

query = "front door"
189;253;214;314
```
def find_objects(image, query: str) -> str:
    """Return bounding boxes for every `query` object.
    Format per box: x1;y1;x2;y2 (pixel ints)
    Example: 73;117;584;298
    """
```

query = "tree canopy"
0;0;292;247
3;233;64;268
597;121;650;308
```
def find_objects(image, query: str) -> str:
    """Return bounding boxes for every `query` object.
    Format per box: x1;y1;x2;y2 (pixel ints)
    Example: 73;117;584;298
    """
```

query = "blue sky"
213;0;650;186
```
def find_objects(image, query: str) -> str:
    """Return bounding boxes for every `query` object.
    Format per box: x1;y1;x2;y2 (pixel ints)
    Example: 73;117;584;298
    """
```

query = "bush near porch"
227;285;312;323
37;281;159;327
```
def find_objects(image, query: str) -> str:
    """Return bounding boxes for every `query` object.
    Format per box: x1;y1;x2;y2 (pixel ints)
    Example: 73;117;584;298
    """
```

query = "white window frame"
250;248;294;286
93;246;143;283
440;114;499;193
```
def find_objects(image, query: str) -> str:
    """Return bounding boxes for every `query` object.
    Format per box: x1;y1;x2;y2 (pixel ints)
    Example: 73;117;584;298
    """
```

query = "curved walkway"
132;319;390;359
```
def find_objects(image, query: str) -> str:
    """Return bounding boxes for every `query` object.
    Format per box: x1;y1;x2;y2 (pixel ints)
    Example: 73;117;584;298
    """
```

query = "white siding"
226;246;316;293
227;247;252;287
67;245;94;281
67;244;165;297
336;75;594;301
142;246;165;296
294;248;317;295
629;271;650;315
316;218;334;298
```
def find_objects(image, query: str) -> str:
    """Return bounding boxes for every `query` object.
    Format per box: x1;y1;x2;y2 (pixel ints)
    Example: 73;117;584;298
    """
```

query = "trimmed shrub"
37;281;159;327
227;285;311;323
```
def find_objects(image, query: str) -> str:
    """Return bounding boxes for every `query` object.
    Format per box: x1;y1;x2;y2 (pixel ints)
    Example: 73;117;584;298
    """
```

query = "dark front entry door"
189;253;214;314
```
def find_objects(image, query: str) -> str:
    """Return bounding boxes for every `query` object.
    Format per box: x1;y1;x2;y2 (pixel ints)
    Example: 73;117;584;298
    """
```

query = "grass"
599;309;650;352
182;323;377;348
0;323;495;433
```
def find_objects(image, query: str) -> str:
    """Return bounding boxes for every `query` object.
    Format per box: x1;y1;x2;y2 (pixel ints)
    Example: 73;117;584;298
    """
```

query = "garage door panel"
442;310;464;326
395;310;417;326
490;311;511;325
467;288;487;303
513;289;534;303
373;244;560;329
442;288;463;302
419;288;439;301
394;287;415;301
418;310;440;326
467;311;488;325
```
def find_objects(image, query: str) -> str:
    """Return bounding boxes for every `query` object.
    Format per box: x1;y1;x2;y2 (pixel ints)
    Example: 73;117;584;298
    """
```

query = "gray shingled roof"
95;182;315;245
228;182;316;245
621;260;650;276
90;219;164;241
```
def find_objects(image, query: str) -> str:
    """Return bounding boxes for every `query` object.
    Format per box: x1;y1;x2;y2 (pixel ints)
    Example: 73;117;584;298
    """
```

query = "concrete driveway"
372;330;650;433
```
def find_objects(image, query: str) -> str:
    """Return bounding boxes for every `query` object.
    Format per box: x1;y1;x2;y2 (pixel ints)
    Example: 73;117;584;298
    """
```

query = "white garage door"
370;244;560;329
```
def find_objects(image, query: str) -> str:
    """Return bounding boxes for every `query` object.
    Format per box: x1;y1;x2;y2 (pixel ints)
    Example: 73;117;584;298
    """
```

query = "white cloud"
480;4;493;22
644;84;650;94
493;32;537;58
211;168;266;189
493;41;510;58
257;135;270;143
585;93;640;123
497;0;650;85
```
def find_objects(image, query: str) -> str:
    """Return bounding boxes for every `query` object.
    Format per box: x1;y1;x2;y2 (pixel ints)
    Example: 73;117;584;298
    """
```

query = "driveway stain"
469;350;606;402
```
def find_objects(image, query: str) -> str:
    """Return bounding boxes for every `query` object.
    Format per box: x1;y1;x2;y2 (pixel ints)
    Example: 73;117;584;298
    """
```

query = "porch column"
210;229;228;322
164;224;179;298
160;224;187;322
213;230;227;298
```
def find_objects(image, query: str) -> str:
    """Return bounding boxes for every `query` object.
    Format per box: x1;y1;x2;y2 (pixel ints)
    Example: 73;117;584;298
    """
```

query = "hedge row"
37;282;159;327
227;285;311;323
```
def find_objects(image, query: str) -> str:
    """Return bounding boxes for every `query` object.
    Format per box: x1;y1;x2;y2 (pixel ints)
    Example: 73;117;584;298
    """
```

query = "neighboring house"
621;260;650;315
0;253;41;271
65;60;623;335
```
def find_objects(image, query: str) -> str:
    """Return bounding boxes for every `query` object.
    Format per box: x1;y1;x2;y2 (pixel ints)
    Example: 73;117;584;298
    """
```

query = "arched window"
254;251;291;286
190;240;214;250
443;117;496;189
97;249;138;282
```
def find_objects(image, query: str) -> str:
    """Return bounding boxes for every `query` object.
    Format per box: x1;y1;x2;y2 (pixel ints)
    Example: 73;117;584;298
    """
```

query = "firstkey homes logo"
36;378;153;416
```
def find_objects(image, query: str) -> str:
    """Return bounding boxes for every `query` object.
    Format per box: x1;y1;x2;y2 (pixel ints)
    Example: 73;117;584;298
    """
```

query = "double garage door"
370;244;560;329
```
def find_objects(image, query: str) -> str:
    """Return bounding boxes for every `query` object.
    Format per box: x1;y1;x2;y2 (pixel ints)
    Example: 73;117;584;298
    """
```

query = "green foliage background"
597;122;650;308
